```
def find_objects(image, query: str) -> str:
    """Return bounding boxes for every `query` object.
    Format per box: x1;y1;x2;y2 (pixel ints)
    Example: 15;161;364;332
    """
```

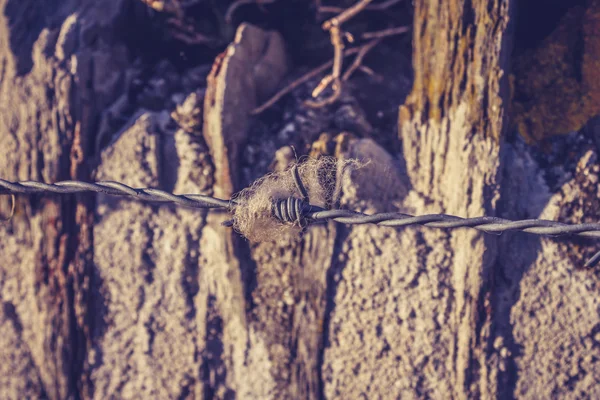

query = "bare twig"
310;26;345;101
251;62;333;114
307;0;374;108
304;26;343;107
252;21;409;112
342;38;380;81
304;79;342;108
311;74;336;98
254;0;409;112
307;22;406;106
344;31;355;43
362;25;410;39
329;26;345;84
322;0;373;29
358;65;376;77
318;6;345;13
251;46;363;115
357;65;383;81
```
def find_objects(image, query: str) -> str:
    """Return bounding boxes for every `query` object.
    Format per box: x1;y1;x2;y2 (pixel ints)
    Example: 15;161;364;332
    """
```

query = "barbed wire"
2;176;600;268
0;179;233;209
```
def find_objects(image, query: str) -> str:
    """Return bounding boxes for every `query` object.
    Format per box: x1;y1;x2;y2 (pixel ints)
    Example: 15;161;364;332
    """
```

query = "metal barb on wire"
2;177;600;268
270;164;311;228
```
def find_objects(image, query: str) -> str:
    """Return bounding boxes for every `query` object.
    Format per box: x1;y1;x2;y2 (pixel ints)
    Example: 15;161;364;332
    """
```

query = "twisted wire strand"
303;205;600;267
0;179;233;209
2;178;600;266
305;208;600;238
2;179;600;237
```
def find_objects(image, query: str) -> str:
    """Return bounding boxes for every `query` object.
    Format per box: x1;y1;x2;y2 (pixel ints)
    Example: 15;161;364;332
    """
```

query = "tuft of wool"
232;157;361;242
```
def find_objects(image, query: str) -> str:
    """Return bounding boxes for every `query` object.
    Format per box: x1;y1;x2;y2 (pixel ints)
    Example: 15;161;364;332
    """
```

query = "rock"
494;145;600;398
511;0;600;142
339;138;409;212
92;111;212;399
171;90;204;134
203;22;289;199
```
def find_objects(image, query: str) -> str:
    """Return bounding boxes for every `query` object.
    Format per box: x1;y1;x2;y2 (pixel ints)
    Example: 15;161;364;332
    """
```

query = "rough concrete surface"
2;0;600;399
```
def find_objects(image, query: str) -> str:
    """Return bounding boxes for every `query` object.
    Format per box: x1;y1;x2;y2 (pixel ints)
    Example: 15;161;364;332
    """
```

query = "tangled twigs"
305;25;347;108
340;25;409;82
252;22;408;114
251;0;411;113
305;0;374;108
342;38;380;81
251;46;363;115
306;26;410;107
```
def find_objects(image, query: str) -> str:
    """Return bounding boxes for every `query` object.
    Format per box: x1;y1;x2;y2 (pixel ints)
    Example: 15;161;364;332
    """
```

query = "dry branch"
341;38;381;81
304;79;342;108
310;25;345;100
362;25;410;39
322;0;373;29
250;0;412;112
251;46;363;114
252;8;410;113
306;0;374;108
357;65;377;77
